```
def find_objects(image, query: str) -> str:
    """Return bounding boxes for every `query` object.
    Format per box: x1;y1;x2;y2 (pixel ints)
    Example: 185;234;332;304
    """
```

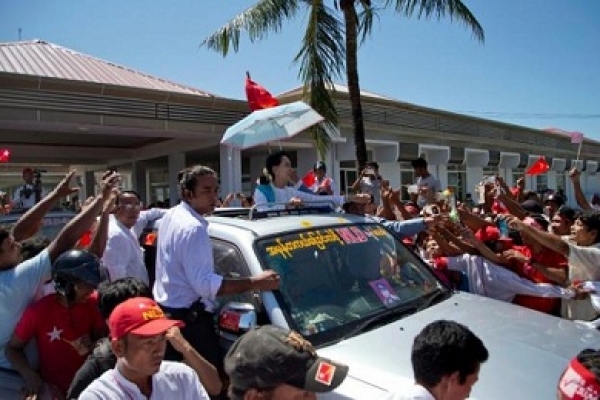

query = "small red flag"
0;149;10;163
314;361;336;386
245;72;279;111
302;170;316;189
525;156;550;176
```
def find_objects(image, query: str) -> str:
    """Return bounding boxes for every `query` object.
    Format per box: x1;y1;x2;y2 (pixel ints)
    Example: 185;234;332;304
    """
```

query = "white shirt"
383;384;436;400
562;242;600;320
79;361;209;400
102;216;149;285
102;209;167;285
152;202;223;311
415;175;441;207
12;184;46;209
445;254;574;303
253;185;345;211
359;176;381;205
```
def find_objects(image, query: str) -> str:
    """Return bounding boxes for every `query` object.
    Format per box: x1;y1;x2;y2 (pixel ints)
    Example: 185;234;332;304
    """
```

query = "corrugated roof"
0;39;214;97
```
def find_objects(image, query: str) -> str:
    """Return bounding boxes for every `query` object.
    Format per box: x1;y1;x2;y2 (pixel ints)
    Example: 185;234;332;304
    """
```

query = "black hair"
411;158;427;169
576;348;600;382
366;161;379;170
578;210;600;244
557;205;578;222
115;190;141;206
179;165;217;199
411;320;489;388
20;237;51;261
265;150;291;180
97;277;152;320
529;213;550;232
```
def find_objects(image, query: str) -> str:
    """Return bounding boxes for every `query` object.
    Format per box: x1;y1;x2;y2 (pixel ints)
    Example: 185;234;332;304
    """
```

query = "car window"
212;239;256;307
0;213;74;241
255;222;444;344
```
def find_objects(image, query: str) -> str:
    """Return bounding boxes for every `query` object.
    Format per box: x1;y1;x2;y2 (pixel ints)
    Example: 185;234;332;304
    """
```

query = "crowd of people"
1;151;600;399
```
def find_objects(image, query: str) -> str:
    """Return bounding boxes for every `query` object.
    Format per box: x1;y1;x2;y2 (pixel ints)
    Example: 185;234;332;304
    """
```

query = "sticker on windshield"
265;229;345;259
335;227;368;244
300;220;312;227
369;278;401;308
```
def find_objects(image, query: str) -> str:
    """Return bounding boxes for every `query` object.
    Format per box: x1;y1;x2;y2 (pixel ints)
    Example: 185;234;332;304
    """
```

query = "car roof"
206;212;375;237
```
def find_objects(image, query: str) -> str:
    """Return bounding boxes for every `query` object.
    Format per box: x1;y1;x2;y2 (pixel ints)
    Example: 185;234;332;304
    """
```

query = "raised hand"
52;171;79;198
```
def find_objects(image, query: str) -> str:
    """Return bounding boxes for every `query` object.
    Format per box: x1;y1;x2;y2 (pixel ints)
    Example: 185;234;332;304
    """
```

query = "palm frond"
294;1;346;158
386;0;484;41
200;0;302;55
357;0;379;45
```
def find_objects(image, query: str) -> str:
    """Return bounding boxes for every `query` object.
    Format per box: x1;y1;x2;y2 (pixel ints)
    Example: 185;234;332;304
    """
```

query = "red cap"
558;357;600;399
108;297;184;340
475;226;501;242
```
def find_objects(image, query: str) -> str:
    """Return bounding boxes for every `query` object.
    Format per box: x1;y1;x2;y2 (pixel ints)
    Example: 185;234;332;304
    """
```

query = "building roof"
0;39;214;97
277;82;397;102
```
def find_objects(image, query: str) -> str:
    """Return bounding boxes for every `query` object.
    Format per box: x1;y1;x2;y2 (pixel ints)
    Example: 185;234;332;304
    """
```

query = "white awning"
464;148;490;167
418;144;450;165
498;152;520;169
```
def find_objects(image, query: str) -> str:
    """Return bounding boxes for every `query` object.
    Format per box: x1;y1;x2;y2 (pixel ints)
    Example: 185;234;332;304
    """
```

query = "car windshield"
255;222;447;345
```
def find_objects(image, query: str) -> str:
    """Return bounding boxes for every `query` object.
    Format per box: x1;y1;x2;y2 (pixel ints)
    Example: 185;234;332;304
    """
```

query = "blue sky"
2;0;599;139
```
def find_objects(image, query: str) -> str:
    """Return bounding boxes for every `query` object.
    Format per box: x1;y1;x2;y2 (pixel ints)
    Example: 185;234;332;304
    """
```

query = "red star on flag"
315;361;336;386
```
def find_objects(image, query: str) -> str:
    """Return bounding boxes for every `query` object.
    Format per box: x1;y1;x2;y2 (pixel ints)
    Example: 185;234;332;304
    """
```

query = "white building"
1;40;598;208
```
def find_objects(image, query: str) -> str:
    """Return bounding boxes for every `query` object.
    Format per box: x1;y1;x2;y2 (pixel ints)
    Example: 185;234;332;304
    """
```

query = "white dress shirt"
445;254;574;303
102;208;166;285
152;202;223;311
79;361;209;400
383;384;436;400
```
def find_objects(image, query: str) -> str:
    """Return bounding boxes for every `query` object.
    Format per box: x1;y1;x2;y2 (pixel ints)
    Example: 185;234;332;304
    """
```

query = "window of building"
536;174;549;193
447;165;466;201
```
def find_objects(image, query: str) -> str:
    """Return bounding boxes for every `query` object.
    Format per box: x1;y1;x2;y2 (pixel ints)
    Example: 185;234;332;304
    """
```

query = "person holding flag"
297;162;339;196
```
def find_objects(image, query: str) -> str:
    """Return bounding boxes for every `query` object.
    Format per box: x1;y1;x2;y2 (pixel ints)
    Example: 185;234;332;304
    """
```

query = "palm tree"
202;0;484;170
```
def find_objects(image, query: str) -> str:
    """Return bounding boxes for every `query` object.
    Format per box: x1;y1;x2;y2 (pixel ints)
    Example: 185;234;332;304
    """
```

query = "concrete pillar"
296;148;318;184
546;171;557;192
84;171;96;198
250;155;265;189
131;161;148;205
466;166;483;200
168;152;186;206
436;165;448;190
219;145;242;200
379;163;400;190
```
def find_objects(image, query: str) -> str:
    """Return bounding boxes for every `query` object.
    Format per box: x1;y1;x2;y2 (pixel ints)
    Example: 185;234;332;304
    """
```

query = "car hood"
318;292;600;400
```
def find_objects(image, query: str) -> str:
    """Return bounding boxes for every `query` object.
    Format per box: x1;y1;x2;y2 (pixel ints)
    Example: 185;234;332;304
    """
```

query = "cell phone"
364;168;375;176
497;219;509;237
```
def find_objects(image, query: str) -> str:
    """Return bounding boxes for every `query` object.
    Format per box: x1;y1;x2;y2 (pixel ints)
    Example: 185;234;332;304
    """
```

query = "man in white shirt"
12;168;46;209
385;320;488;400
153;165;280;371
79;297;209;399
102;191;166;285
411;158;441;207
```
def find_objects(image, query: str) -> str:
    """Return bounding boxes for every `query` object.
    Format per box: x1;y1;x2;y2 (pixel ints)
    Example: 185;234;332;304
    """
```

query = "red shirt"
14;293;105;395
510;245;568;313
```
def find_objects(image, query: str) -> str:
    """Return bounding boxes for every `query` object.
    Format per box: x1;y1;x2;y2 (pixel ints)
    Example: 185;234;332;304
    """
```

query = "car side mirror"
217;302;257;343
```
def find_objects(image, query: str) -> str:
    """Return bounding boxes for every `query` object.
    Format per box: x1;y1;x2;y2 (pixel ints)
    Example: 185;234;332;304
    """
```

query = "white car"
148;207;600;399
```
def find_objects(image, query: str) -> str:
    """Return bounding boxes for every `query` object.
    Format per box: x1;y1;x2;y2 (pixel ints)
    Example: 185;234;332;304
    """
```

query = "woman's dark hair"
265;151;290;180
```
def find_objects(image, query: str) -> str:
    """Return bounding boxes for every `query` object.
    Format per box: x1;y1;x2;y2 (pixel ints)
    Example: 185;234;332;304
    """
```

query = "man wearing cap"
551;205;578;237
79;297;209;399
544;192;565;220
12;168;46;209
557;348;600;400
312;161;338;196
225;325;348;399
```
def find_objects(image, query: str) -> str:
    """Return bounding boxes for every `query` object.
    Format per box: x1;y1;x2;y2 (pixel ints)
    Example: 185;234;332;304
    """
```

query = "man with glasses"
102;191;166;285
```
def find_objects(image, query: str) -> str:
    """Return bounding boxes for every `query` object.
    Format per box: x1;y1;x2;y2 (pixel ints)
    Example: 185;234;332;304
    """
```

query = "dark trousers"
160;305;224;374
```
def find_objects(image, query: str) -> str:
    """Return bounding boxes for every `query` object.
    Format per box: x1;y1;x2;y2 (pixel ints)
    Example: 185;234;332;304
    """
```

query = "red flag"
245;72;279;111
0;149;10;163
302;170;317;189
525;156;550;176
